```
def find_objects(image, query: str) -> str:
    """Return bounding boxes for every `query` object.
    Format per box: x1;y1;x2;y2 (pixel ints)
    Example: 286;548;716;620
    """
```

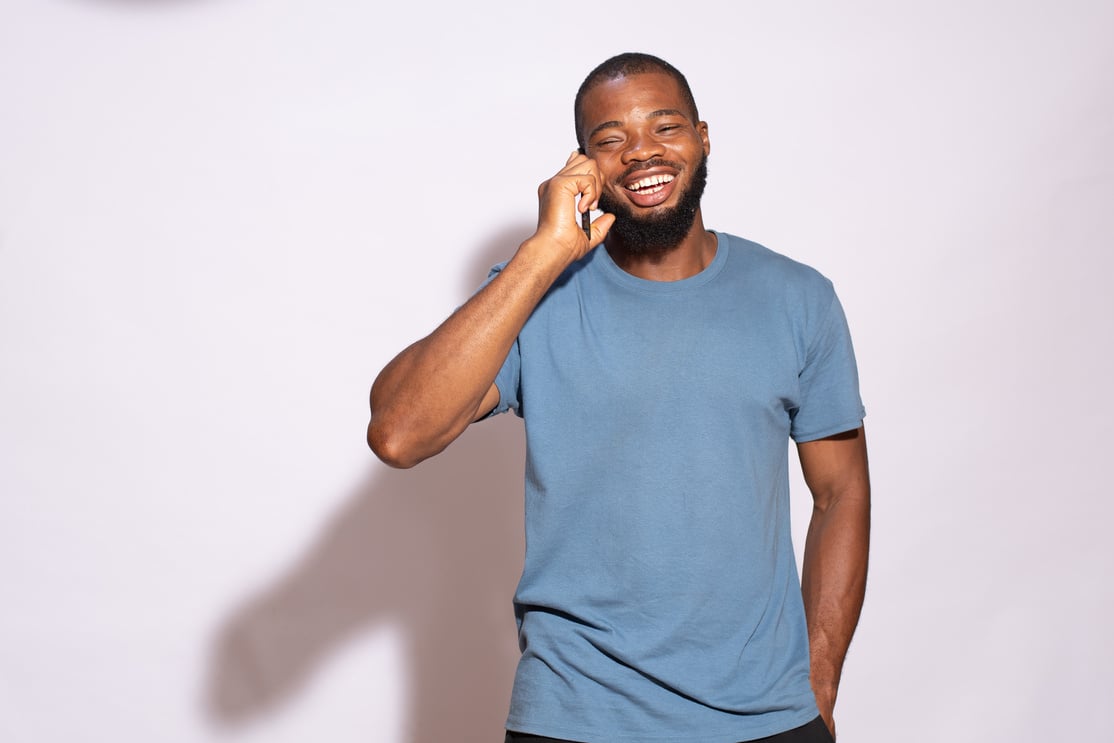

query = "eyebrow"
587;109;690;141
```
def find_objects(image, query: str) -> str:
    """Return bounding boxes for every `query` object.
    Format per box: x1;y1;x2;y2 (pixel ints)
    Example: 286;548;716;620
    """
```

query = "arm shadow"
203;222;534;742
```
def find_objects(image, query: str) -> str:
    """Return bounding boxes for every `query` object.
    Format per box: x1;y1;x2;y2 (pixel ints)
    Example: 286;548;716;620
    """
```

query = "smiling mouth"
625;173;675;196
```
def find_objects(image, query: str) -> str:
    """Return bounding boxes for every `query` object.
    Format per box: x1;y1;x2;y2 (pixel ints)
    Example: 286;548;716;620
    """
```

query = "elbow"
367;411;447;469
367;418;422;469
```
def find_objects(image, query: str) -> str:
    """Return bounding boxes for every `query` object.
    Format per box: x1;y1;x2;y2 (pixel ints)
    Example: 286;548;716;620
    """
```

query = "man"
368;53;869;743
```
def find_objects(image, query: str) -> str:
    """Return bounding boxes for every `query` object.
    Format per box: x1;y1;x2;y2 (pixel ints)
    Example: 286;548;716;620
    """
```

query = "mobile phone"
578;147;591;238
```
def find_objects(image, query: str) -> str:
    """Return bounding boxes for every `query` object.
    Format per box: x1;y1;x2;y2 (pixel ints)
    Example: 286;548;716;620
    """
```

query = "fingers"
539;155;602;217
586;211;616;248
532;152;612;260
550;152;604;211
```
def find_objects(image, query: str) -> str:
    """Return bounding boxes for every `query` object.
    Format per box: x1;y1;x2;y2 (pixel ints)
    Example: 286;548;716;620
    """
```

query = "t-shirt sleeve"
478;262;522;419
487;337;521;418
789;287;865;442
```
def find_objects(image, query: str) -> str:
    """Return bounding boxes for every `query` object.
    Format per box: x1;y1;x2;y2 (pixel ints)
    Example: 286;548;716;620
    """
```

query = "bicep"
796;426;870;508
471;382;502;422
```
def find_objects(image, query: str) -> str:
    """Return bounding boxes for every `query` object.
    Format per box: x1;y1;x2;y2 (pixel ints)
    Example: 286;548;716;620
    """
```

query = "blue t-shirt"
486;232;864;742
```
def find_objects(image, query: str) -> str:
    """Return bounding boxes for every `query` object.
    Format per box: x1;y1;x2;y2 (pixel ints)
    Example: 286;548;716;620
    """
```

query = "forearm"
368;150;613;468
800;482;870;722
367;238;567;468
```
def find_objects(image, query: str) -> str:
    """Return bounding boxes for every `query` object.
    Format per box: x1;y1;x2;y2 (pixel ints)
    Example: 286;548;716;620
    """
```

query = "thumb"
587;212;616;248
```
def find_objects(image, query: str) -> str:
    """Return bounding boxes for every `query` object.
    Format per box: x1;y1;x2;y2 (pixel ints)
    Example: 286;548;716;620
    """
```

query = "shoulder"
487;248;599;289
718;232;835;298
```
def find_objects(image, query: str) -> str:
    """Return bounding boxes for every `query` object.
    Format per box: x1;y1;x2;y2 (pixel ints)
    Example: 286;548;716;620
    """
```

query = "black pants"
505;714;835;743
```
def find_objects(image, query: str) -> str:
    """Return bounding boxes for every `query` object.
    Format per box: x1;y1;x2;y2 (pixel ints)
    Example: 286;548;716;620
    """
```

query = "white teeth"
626;174;675;191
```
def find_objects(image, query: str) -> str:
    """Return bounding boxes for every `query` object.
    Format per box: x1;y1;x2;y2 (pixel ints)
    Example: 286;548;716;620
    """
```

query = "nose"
621;130;664;164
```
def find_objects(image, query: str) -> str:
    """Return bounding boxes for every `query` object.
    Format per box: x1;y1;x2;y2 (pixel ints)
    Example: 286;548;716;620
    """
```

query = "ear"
698;121;711;156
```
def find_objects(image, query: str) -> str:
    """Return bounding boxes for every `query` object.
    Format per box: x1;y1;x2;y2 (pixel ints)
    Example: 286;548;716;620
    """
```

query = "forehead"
579;72;691;133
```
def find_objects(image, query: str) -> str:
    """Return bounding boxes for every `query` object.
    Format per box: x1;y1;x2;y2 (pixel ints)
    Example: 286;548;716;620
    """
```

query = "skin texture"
367;70;870;739
798;427;870;739
581;72;717;279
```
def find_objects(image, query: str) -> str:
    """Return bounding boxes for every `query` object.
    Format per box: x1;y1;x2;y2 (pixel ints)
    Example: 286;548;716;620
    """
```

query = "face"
579;72;711;254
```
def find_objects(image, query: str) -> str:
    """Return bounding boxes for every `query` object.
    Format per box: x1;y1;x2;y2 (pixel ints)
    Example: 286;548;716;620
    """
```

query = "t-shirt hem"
505;705;820;743
791;412;865;444
483;371;521;419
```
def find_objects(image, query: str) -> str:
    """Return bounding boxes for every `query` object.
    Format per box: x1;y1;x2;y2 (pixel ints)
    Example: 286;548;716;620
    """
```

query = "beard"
597;152;709;257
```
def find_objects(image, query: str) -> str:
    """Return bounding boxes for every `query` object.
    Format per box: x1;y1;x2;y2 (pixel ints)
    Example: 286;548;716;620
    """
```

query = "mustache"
616;158;684;183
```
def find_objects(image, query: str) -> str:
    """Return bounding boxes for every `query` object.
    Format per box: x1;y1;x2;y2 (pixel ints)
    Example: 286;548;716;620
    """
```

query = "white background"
2;1;1112;741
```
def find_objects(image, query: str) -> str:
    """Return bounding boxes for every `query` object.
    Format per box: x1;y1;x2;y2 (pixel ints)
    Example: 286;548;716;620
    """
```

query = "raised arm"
367;152;615;468
797;425;870;739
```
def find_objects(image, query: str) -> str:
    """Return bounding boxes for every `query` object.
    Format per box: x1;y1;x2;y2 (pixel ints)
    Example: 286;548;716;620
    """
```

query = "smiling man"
368;53;869;743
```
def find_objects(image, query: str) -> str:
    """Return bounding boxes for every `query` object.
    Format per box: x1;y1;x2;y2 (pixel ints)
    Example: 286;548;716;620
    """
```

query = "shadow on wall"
204;223;535;741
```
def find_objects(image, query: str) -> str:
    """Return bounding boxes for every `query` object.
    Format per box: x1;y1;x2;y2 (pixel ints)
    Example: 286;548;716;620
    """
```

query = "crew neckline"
595;231;728;294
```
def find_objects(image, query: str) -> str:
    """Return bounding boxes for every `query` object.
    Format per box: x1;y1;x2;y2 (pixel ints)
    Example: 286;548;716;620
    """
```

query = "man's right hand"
528;150;615;268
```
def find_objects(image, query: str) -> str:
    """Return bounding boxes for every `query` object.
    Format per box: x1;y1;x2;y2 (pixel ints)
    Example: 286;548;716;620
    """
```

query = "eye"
594;137;622;150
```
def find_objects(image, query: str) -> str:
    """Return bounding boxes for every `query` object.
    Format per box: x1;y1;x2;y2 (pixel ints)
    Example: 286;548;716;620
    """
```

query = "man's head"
574;53;699;153
574;53;710;256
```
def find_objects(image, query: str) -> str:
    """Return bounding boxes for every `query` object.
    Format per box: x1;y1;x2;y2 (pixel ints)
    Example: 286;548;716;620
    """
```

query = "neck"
605;211;716;281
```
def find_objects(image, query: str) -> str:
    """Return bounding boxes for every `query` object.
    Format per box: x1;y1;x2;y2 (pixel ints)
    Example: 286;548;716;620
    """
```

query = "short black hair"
574;52;699;150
